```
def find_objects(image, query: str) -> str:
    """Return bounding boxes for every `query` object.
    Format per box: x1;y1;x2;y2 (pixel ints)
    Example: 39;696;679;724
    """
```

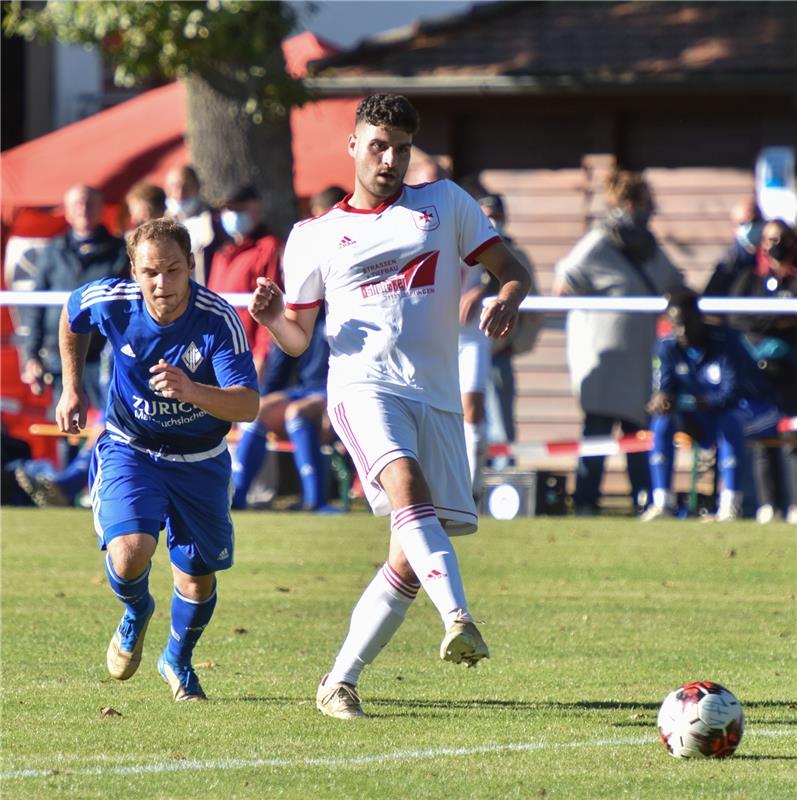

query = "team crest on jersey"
360;251;439;299
412;205;440;231
181;341;204;373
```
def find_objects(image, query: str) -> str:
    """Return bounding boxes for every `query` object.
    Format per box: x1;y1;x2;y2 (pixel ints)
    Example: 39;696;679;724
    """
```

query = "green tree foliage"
3;0;306;122
4;0;315;235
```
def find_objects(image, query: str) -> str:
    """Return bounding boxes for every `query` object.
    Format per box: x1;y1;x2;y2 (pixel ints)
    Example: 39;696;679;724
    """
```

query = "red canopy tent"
0;32;359;230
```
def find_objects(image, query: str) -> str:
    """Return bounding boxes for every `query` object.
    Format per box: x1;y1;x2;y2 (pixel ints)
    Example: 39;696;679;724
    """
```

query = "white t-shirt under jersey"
283;180;499;413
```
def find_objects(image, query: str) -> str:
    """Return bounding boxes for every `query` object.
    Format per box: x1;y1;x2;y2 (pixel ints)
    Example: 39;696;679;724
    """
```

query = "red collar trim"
337;188;403;215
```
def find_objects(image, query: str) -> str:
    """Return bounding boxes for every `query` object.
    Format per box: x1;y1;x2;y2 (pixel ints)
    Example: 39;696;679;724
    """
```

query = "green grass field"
1;507;795;799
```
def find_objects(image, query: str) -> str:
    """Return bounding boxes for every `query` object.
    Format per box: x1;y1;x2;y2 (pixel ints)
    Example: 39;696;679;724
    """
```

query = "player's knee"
107;533;156;579
174;570;216;601
387;552;417;585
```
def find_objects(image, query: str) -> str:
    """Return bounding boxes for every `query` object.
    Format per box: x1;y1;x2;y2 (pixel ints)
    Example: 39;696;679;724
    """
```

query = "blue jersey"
68;278;258;455
653;324;767;410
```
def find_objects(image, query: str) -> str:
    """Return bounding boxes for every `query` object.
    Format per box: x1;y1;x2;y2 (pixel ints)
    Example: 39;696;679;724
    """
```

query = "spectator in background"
21;184;128;411
553;170;684;516
478;193;541;468
14;204;159;508
208;183;282;376
640;289;774;522
232;186;344;511
164;164;227;285
231;315;331;511
124;181;166;231
309;185;347;218
728;219;797;524
704;198;764;297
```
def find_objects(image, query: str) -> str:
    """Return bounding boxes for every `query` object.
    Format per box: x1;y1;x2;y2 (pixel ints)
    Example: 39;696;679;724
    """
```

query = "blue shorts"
89;433;234;575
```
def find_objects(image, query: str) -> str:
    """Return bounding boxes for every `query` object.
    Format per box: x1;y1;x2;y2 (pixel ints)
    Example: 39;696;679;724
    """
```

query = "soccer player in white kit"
249;94;530;718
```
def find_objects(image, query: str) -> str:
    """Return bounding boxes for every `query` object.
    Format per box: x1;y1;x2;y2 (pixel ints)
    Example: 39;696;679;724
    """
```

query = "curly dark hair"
127;217;192;264
355;94;420;135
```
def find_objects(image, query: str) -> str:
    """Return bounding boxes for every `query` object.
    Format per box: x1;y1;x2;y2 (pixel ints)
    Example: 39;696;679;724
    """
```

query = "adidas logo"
426;568;447;580
338;235;356;248
120;343;136;358
217;547;229;561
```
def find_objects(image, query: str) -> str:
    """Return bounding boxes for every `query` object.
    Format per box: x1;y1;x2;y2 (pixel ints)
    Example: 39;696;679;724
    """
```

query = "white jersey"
282;180;499;413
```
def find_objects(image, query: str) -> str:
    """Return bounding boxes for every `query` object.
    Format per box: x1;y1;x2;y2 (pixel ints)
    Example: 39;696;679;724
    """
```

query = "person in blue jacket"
641;288;778;522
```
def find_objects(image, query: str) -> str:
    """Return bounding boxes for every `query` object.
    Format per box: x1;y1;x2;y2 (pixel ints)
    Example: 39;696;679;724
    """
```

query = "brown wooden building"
308;1;797;501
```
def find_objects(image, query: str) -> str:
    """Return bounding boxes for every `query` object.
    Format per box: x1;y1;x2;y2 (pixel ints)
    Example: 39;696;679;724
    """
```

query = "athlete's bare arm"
56;306;90;434
476;241;532;338
248;277;319;357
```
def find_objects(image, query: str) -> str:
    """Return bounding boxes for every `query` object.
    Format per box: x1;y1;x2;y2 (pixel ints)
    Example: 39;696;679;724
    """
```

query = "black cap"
478;193;504;215
220;183;259;206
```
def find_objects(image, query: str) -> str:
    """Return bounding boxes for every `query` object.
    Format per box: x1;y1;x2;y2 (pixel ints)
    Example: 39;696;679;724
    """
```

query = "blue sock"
166;583;217;666
287;414;326;509
105;554;152;618
649;415;676;491
54;444;93;498
232;420;267;509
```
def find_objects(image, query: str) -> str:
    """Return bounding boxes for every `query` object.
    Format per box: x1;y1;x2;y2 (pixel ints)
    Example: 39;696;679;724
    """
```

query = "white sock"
327;563;419;687
719;489;742;515
391;503;468;629
463;420;486;493
652;489;676;510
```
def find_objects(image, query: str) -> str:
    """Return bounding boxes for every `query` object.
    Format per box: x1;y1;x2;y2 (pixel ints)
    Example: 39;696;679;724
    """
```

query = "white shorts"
458;325;491;394
330;391;478;535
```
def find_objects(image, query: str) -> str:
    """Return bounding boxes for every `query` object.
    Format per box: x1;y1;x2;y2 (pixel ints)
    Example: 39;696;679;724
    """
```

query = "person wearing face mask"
704;198;764;298
728;219;797;524
208;183;283;376
164;165;228;286
553;170;685;516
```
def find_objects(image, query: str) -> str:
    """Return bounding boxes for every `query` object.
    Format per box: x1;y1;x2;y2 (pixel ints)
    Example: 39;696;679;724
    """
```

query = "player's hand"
22;357;51;397
646;391;673;416
479;298;518;338
149;359;193;402
249;277;284;327
459;286;485;325
55;386;89;434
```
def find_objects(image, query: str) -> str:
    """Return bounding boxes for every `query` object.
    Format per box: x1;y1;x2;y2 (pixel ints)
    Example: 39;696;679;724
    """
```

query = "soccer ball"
657;681;744;758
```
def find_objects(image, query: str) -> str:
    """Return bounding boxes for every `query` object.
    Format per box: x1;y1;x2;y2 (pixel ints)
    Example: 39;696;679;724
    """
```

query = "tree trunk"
184;73;297;239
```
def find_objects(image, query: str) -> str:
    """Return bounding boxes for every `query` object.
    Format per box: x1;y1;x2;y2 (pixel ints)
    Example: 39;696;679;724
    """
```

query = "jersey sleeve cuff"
464;235;502;266
285;299;323;310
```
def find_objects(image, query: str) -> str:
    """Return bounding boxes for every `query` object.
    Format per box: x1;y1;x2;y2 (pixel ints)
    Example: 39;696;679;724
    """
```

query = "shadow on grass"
228;696;796;717
732;754;797;761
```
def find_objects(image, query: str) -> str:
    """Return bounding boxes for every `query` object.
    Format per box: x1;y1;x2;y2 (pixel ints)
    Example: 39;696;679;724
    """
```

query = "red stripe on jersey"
464;235;502;266
285;300;323;310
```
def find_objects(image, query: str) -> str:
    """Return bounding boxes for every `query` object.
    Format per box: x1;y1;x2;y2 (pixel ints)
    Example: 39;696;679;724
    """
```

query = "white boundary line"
2;729;791;781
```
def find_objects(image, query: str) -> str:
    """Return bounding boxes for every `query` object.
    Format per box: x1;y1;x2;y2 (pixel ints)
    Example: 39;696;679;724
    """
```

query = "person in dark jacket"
641;288;776;522
703;197;763;297
21;184;128;409
728;219;797;524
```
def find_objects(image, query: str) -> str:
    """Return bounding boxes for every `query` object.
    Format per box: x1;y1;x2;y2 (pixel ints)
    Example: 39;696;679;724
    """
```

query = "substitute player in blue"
55;218;259;700
641;287;779;522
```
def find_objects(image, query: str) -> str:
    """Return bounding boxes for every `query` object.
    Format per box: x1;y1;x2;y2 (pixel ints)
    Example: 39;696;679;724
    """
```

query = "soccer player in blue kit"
55;218;259;701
